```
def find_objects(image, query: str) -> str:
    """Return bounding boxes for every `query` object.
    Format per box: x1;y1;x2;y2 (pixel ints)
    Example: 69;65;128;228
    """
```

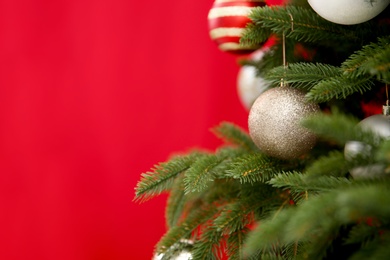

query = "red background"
0;0;281;259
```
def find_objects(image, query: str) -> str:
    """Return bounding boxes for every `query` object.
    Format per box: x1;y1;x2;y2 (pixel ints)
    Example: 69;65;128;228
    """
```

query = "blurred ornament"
344;141;386;179
344;105;390;179
248;86;320;160
153;240;193;260
208;0;267;54
308;0;390;25
237;49;271;109
358;113;390;138
237;66;270;109
153;251;192;260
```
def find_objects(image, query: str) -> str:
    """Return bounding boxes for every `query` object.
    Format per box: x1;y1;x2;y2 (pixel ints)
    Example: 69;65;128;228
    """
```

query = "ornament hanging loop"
288;12;294;32
384;84;390;116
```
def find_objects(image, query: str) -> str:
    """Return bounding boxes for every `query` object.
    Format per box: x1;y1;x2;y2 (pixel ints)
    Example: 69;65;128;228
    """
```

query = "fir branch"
214;201;255;235
226;228;249;260
226;153;282;184
349;233;390;260
245;180;390;258
244;6;370;45
304;150;350;177
303;224;341;260
134;151;204;202
302;110;363;146
240;22;271;47
303;109;386;150
345;223;380;246
269;171;352;194
214;184;284;236
251;181;390;250
165;175;186;228
198;178;241;206
183;147;245;194
342;36;390;82
212;122;259;152
184;154;222;194
191;226;224;260
329;181;390;222
265;62;340;89
244;207;294;256
282;242;307;260
156;203;219;255
305;76;374;103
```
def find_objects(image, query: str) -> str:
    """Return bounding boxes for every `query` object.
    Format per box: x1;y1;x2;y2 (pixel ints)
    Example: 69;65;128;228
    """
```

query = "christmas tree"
135;0;390;259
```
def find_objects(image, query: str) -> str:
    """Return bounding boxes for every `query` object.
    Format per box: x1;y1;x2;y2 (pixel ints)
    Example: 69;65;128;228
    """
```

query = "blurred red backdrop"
0;0;282;259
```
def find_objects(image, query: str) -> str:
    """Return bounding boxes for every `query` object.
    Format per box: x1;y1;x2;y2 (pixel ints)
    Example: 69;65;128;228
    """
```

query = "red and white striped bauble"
208;0;267;55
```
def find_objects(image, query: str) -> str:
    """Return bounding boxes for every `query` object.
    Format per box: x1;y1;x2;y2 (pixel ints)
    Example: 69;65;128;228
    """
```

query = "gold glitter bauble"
248;86;320;159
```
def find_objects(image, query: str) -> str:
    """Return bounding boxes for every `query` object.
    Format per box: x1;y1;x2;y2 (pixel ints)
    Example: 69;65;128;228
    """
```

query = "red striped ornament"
208;0;267;54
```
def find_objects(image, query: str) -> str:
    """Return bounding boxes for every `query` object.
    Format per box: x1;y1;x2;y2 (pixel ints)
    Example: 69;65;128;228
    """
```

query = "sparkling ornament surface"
248;86;320;159
208;0;267;54
308;0;390;25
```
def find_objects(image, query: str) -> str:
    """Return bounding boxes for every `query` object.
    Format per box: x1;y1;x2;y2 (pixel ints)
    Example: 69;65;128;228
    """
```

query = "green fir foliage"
212;122;259;152
342;36;390;83
241;5;376;46
165;174;186;228
134;151;204;202
226;153;282;184
135;0;390;259
265;62;341;89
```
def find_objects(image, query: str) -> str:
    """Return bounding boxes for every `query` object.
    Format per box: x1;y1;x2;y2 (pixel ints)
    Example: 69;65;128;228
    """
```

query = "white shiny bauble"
237;65;270;110
308;0;390;25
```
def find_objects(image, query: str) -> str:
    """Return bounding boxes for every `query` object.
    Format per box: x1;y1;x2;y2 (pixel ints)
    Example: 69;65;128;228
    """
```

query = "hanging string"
281;13;294;87
281;32;286;87
282;32;287;69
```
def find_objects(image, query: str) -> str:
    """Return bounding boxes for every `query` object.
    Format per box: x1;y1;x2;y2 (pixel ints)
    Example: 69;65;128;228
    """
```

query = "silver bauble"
308;0;390;25
237;48;271;110
153;251;192;260
153;239;193;260
248;86;320;159
359;114;390;138
237;65;270;110
344;114;390;179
